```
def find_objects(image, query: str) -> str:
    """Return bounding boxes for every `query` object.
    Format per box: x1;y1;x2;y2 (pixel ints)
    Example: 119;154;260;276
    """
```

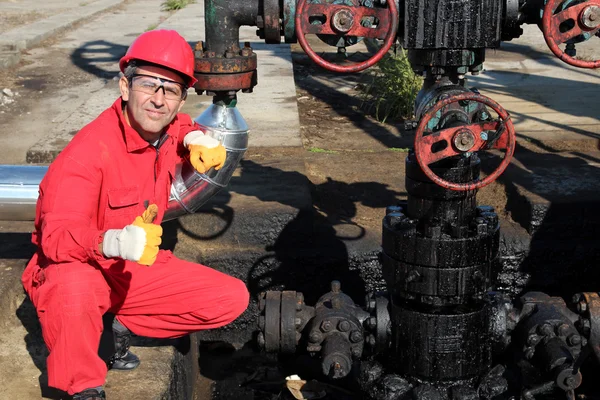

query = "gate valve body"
542;0;600;69
414;92;516;191
295;0;399;73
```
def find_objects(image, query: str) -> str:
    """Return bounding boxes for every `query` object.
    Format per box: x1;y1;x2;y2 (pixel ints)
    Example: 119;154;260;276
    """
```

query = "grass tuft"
360;47;423;123
161;0;195;11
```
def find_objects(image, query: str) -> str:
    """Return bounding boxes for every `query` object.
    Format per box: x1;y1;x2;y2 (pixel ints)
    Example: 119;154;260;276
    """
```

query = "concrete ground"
0;0;599;399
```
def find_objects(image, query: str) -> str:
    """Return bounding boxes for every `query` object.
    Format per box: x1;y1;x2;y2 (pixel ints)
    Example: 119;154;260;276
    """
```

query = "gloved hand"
184;130;226;174
102;204;162;266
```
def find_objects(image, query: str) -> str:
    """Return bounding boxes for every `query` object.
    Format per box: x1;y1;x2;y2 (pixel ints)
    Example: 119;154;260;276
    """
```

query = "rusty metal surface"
294;0;399;73
414;92;516;191
542;0;600;69
283;0;297;42
263;0;281;44
193;71;257;92
264;291;282;352
581;292;600;363
194;53;257;74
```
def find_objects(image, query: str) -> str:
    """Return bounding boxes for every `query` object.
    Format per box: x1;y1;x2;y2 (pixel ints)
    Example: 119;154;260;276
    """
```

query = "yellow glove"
102;204;163;266
184;131;226;174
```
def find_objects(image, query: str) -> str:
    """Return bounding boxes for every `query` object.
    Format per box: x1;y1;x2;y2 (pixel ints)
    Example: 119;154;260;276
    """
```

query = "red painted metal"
542;0;600;69
295;0;398;73
194;71;257;91
414;92;516;192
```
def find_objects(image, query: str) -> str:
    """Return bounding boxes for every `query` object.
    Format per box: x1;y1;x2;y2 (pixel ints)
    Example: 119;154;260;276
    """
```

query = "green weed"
161;0;195;11
388;147;410;152
360;47;422;123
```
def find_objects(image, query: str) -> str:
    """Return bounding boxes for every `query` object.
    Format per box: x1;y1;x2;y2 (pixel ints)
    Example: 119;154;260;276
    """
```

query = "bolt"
332;297;342;309
557;323;570;337
309;331;323;343
581;5;600;29
350;331;363;343
321;320;333;332
538;324;554;337
527;334;541;346
295;318;302;328
338;320;351;332
194;41;204;52
225;51;235;59
525;347;535;360
244;41;251;48
366;335;376;347
577;301;588;314
241;88;253;94
568;334;582;346
207;51;216;58
351;347;362;357
296;293;304;311
565;377;577;388
331;280;341;293
367;316;377;329
405;270;421;283
257;332;265;348
241;47;252;57
365;297;376;312
258;292;266;311
581;337;588;347
572;293;583;304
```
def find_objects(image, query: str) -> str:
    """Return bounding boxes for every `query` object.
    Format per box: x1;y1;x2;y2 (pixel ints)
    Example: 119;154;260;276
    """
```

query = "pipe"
205;0;260;55
0;165;47;221
0;103;248;222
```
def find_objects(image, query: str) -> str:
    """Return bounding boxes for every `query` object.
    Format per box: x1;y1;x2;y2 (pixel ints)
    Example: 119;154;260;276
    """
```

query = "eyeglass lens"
131;75;184;100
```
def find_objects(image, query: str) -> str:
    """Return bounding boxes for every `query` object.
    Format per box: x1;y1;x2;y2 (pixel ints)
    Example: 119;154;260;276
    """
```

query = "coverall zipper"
153;134;169;182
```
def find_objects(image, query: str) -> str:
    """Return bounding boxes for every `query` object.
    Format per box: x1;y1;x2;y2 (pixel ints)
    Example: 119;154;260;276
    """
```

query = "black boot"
73;388;106;400
108;317;140;371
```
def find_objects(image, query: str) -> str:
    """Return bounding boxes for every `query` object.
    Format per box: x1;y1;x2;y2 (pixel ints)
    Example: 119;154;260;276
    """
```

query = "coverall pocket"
105;186;140;229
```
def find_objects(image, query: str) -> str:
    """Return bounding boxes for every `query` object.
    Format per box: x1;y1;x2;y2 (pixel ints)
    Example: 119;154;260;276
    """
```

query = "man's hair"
123;60;139;82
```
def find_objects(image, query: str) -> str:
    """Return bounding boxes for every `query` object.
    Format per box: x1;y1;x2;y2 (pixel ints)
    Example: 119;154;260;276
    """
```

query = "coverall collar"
114;97;177;153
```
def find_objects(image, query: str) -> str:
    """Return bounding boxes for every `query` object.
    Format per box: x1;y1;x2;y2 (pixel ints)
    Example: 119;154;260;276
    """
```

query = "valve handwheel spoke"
414;92;516;191
295;0;398;73
542;0;600;69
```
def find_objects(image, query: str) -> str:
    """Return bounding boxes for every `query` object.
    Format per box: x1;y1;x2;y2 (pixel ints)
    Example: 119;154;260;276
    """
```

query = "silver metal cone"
164;103;250;221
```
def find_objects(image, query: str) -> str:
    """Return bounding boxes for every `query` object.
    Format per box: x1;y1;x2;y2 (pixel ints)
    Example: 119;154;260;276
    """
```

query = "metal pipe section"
0;165;47;221
204;0;260;56
0;104;248;222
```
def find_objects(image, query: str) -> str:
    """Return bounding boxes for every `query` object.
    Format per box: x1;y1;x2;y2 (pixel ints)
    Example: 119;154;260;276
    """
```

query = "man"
21;30;249;400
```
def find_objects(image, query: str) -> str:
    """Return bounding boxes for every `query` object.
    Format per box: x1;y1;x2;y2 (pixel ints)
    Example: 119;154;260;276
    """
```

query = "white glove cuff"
102;229;122;259
184;130;220;148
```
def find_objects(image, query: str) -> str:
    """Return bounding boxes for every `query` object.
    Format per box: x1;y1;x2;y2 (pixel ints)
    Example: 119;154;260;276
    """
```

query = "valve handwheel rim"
542;0;600;69
414;92;516;192
295;0;399;73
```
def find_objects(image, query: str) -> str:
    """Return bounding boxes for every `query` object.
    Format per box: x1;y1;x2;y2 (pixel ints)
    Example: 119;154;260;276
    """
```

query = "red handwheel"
414;92;516;191
542;0;600;69
295;0;399;73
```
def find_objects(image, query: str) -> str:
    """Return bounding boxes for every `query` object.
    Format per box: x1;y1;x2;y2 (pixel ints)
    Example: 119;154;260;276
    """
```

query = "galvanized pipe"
0;165;47;221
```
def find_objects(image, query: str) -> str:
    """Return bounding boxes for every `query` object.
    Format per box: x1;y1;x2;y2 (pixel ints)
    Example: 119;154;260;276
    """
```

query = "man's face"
119;65;187;142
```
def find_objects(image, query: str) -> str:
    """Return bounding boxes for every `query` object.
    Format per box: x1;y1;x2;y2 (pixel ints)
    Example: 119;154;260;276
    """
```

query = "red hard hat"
119;29;197;87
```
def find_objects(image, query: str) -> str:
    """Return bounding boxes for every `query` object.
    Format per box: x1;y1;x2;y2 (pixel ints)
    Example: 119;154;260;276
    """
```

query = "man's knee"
192;276;249;327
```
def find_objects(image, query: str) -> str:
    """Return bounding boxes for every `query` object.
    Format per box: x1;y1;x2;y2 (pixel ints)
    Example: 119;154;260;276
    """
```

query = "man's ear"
119;76;130;101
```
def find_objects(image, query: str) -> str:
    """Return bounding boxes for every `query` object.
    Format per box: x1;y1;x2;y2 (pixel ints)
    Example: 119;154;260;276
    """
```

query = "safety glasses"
129;74;187;100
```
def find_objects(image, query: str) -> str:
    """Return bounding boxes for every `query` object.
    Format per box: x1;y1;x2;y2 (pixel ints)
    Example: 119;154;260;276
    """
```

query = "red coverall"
21;98;249;395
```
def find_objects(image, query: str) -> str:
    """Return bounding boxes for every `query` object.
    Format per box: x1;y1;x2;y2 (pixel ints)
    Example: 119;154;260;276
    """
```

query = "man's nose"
151;86;166;104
